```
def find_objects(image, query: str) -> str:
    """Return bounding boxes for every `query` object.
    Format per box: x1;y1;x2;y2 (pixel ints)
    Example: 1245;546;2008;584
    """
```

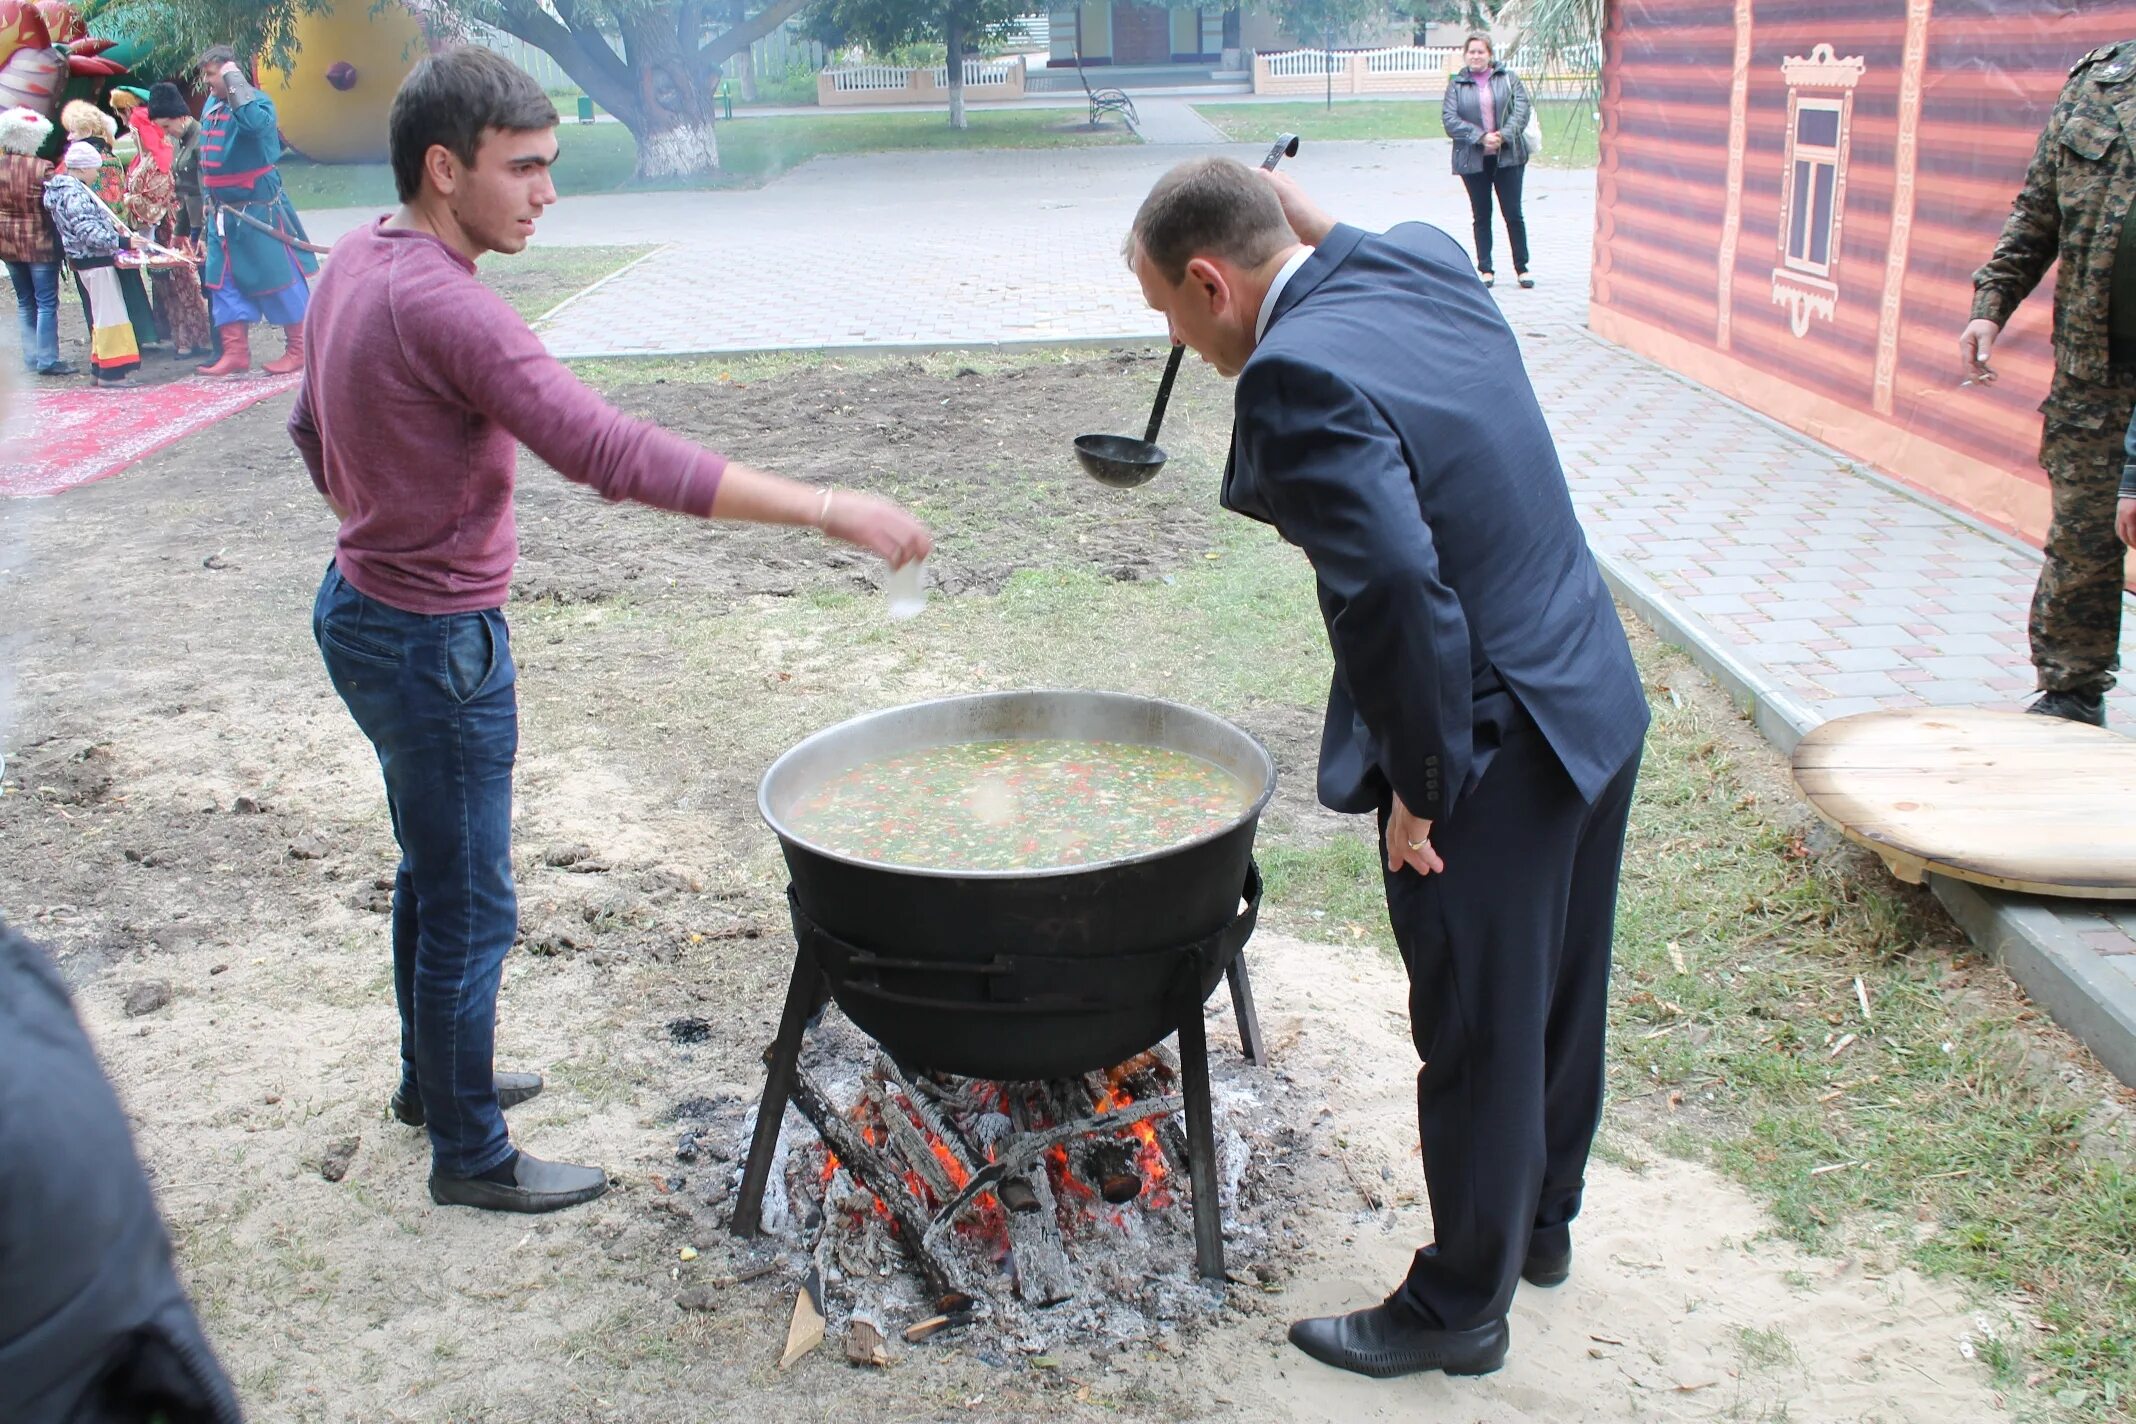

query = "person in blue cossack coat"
193;44;317;377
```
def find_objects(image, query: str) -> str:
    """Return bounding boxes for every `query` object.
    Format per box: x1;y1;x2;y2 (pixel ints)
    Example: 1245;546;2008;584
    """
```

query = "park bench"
1073;55;1136;131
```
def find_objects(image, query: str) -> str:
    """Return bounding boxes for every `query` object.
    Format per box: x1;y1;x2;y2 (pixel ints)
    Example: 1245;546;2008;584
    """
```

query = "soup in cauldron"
785;738;1254;871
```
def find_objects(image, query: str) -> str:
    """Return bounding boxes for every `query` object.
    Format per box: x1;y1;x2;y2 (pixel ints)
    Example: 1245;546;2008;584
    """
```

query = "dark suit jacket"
1223;222;1649;824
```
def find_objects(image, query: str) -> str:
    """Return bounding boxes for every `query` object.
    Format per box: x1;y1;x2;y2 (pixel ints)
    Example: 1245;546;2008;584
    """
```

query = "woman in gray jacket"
1442;33;1533;289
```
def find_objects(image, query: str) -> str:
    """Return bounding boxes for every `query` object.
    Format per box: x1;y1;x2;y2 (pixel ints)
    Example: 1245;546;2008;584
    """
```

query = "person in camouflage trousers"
1962;38;2136;727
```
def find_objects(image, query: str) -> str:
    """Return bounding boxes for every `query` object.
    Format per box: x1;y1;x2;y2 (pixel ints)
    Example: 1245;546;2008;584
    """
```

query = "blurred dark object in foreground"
0;919;243;1424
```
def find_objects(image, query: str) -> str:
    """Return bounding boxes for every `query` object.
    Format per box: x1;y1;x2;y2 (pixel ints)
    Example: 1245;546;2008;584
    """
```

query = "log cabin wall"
1591;0;2136;564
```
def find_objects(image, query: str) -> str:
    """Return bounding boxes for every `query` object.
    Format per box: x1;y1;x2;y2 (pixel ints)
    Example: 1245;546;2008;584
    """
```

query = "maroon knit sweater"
290;219;726;614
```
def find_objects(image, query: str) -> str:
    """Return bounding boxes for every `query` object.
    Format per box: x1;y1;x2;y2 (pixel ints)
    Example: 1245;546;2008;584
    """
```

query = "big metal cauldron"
757;690;1277;1081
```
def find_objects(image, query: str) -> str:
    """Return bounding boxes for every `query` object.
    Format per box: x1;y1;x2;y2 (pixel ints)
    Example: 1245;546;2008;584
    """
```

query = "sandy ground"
0;352;2011;1422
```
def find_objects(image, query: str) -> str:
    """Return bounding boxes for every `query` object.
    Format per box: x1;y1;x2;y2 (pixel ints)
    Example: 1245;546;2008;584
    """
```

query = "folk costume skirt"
73;260;138;383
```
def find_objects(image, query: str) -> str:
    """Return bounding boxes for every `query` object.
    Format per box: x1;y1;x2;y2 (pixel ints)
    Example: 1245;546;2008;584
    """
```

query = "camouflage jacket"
1972;39;2136;382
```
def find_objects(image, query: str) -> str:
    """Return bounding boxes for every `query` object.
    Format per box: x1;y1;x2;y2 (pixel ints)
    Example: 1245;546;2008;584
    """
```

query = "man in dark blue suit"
1125;158;1650;1378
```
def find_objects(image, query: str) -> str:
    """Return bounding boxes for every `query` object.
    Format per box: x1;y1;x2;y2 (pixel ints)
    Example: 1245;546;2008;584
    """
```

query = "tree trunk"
944;13;967;131
491;0;817;178
618;13;723;178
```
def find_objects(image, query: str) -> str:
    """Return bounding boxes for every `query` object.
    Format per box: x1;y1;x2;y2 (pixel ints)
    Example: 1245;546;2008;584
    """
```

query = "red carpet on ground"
0;373;300;499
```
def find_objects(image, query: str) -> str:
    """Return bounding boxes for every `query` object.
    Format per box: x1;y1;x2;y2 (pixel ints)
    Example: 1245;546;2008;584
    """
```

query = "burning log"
786;1066;968;1302
876;1055;982;1169
864;1080;957;1205
1084;1137;1143;1204
999;1091;1075;1307
998;1090;1046;1216
1004;1151;1076;1306
1007;1183;1076;1304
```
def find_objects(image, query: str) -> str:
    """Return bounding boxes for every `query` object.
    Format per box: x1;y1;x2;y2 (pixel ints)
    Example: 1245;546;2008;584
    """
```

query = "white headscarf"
62;140;101;171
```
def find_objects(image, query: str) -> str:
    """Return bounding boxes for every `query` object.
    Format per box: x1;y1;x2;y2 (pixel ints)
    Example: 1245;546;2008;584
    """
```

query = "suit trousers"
1384;710;1639;1330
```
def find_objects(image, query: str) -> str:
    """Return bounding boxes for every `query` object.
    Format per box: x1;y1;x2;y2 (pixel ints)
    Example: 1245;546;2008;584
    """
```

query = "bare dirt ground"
0;350;2022;1422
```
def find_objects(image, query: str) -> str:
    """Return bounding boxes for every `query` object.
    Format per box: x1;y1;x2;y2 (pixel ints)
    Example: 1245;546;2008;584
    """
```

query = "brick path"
305;138;2136;1074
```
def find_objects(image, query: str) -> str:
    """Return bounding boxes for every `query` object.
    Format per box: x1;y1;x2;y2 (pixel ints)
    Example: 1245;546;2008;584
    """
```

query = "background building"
1589;0;2136;577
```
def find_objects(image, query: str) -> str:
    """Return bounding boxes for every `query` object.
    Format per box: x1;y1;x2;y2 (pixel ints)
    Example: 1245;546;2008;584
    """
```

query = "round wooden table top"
1790;708;2136;898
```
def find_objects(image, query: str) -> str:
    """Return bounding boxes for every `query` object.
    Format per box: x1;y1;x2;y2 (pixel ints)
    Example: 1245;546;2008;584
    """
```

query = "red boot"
196;323;252;378
261;322;304;376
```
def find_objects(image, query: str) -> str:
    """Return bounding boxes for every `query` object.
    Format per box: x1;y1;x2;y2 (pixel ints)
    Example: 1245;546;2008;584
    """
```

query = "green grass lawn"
277;110;1138;210
1194;98;1599;169
476;245;655;320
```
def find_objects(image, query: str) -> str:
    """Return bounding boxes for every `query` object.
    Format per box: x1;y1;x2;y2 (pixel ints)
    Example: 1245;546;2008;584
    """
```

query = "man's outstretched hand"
823;489;934;570
1258;168;1335;248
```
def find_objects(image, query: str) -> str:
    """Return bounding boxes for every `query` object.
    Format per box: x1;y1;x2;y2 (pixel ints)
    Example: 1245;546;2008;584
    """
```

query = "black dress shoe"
429;1150;609;1213
2026;689;2106;727
1287;1301;1508;1379
390;1070;545;1127
1522;1243;1572;1287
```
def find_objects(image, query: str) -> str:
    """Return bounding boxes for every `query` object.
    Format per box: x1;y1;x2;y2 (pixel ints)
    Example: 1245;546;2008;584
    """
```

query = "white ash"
715;1006;1319;1359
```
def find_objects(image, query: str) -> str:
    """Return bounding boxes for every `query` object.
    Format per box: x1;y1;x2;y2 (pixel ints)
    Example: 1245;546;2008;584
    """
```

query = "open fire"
785;1045;1206;1311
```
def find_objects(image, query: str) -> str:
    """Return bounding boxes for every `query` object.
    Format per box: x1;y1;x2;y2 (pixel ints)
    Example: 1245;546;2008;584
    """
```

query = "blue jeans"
312;563;519;1179
6;259;60;371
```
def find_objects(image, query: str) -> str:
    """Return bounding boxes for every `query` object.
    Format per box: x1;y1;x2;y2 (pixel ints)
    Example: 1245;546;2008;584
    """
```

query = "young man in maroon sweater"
291;47;932;1214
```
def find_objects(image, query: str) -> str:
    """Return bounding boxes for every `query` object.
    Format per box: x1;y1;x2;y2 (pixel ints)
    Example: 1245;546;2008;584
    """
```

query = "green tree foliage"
810;0;1025;129
85;0;814;177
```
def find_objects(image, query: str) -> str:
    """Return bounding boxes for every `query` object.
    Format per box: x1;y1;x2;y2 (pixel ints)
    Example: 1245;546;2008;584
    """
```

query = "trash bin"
577;95;595;125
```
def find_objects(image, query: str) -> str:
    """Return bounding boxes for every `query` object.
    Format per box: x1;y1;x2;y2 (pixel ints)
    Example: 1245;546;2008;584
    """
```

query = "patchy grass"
1193;97;1599;168
278;111;1137;210
1258;837;1389;948
479;245;657;321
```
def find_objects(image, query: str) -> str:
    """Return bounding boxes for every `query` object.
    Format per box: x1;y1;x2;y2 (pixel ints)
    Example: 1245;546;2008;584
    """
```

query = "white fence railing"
926;58;1018;87
819;55;1029;105
830;63;913;92
1256;44;1595;97
1362;45;1459;75
1263;48;1346;77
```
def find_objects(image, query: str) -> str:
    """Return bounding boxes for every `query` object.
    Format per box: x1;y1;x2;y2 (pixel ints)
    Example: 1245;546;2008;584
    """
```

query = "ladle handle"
1261;133;1300;171
1144;343;1185;445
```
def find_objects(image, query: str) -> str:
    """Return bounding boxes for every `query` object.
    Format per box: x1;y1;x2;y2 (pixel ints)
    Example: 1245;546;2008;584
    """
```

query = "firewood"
844;1319;888;1368
865;1080;957;1204
777;1266;825;1370
787;1066;966;1301
902;1310;975;1344
995;1101;1068;1306
875;1055;981;1170
1005;1150;1076;1307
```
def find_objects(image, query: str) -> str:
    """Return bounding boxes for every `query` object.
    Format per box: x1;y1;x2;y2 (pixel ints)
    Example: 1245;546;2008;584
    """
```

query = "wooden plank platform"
1791;709;2136;899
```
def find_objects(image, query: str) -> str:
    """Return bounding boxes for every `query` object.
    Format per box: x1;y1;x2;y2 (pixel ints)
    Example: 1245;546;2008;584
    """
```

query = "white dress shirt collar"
1255;245;1315;343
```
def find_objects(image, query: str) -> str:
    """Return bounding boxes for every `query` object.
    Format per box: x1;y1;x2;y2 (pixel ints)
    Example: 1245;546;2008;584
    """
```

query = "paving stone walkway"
309;138;2136;1082
1127;96;1232;144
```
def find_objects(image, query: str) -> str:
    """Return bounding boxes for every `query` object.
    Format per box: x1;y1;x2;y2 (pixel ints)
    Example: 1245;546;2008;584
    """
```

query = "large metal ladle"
1074;133;1301;490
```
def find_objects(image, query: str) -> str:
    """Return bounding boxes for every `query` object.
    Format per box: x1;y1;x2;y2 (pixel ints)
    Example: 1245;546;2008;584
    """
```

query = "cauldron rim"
758;689;1277;882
